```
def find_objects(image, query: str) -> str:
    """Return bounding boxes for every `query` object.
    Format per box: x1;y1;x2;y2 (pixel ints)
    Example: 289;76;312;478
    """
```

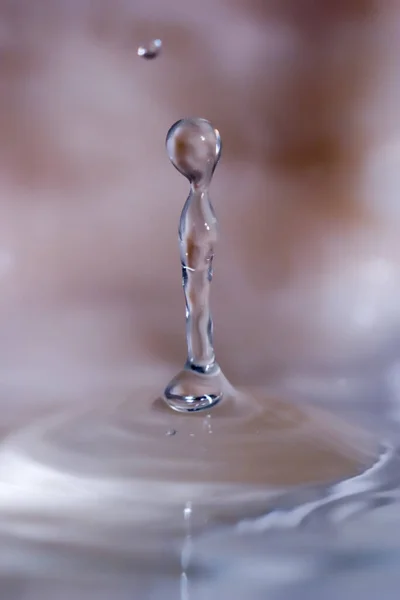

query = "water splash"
163;118;224;413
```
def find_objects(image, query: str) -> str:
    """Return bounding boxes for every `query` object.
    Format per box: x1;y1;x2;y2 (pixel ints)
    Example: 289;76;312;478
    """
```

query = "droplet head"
137;39;162;60
166;118;222;186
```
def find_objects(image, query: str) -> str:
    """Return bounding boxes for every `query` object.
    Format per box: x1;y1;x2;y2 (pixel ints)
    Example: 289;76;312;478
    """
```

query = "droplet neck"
189;172;212;192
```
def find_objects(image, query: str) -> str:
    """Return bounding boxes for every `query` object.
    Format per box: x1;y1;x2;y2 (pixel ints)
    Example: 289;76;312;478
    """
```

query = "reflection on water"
0;370;399;599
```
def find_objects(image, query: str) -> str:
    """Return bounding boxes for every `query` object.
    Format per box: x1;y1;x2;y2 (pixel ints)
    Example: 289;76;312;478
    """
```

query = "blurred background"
1;0;400;407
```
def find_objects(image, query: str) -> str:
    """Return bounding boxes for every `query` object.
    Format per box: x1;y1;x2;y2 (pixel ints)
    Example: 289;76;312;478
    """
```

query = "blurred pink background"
1;0;400;425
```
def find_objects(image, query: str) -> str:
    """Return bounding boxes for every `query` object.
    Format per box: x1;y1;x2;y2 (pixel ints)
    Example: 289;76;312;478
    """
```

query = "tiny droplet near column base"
163;366;224;413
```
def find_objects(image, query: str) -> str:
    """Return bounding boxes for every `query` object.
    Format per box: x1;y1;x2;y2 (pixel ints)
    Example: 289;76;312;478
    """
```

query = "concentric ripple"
0;383;380;534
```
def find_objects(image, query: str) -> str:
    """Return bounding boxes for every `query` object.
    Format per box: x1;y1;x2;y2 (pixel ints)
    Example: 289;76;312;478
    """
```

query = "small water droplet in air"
166;429;177;436
137;39;162;60
189;433;195;437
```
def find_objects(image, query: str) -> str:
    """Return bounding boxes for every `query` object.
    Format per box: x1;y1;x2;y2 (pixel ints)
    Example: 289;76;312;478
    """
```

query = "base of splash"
0;380;380;541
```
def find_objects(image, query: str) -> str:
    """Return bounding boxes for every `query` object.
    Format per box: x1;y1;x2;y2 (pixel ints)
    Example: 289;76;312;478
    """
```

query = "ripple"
0;383;379;536
0;384;396;600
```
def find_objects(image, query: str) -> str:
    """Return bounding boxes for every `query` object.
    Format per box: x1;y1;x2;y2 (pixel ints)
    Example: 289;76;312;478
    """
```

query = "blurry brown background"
0;0;400;411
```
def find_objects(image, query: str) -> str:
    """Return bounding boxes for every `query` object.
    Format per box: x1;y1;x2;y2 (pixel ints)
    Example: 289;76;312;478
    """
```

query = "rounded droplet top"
166;118;221;185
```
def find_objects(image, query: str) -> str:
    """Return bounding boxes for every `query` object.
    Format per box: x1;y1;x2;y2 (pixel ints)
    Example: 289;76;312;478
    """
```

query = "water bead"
137;39;162;60
166;118;221;185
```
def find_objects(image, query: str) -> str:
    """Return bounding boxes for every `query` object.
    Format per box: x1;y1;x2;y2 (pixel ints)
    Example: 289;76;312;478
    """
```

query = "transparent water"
164;118;223;412
0;363;400;600
1;1;400;598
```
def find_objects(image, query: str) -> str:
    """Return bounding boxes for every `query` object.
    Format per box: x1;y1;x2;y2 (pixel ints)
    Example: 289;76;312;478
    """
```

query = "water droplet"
165;429;177;437
137;39;162;60
166;118;221;186
163;118;225;414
